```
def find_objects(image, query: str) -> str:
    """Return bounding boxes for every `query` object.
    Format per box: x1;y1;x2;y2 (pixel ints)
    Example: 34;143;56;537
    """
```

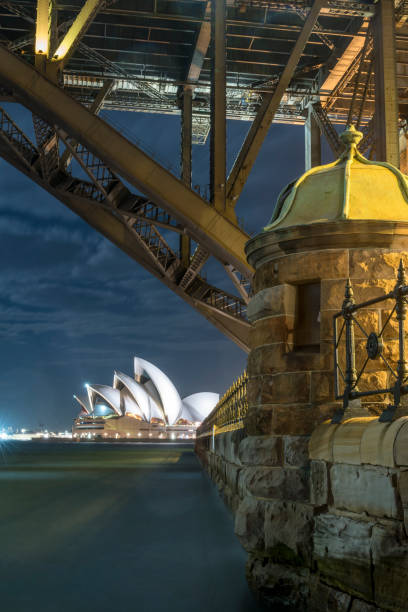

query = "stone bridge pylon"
197;126;408;611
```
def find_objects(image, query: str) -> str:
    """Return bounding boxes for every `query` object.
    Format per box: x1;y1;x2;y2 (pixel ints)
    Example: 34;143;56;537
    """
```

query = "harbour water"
0;441;263;612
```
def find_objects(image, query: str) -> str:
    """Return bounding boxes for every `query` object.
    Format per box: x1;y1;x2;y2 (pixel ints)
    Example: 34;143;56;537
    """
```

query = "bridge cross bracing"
0;0;404;352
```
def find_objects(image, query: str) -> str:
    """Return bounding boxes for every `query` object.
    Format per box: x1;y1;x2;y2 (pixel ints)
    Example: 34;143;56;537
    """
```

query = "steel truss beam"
305;104;321;170
346;26;374;129
323;23;372;118
226;0;326;206
374;0;399;167
52;0;104;65
180;85;192;267
0;103;250;351
310;102;343;157
2;1;388;130
232;1;374;17
34;0;53;56
0;46;251;278
210;0;228;216
5;0;402;351
185;0;211;85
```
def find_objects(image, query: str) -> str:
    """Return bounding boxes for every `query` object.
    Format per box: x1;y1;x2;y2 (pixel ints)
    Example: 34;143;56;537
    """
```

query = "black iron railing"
333;260;408;423
196;372;248;438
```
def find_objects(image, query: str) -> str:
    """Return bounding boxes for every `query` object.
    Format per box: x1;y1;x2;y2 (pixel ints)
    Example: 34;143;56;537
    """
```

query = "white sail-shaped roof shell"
87;384;121;416
134;357;182;425
148;398;165;421
73;393;91;415
143;379;163;412
121;390;145;419
113;371;152;421
181;392;219;423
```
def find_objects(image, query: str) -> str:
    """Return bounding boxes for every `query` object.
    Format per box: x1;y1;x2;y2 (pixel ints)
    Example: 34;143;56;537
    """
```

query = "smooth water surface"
0;441;263;612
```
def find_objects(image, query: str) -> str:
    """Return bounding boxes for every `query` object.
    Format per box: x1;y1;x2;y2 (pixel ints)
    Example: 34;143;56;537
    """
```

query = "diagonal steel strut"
226;0;327;206
0;46;252;279
0;103;251;351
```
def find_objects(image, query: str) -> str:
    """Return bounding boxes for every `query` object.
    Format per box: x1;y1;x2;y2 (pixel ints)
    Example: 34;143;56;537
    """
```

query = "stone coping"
309;416;408;467
245;220;408;268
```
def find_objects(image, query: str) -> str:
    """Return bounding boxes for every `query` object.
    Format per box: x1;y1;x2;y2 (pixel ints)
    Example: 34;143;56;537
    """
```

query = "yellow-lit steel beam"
0;46;252;278
52;0;103;64
35;0;53;56
226;0;326;207
373;0;399;167
0;127;250;350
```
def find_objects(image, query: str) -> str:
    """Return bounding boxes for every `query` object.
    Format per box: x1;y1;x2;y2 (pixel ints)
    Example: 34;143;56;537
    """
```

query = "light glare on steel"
35;0;50;56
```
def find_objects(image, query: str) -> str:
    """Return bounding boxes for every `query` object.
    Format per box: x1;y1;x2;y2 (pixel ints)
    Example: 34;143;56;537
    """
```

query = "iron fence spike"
345;278;354;300
398;258;407;285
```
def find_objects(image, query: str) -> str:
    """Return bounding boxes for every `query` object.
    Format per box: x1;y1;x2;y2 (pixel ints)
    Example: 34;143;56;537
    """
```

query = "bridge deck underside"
0;0;406;352
1;0;396;126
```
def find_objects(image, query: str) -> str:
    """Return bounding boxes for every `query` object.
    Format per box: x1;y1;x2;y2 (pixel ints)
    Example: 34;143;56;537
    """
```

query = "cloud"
0;105;305;429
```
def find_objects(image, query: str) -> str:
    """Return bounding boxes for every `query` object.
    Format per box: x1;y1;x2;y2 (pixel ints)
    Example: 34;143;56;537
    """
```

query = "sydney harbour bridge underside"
0;0;405;351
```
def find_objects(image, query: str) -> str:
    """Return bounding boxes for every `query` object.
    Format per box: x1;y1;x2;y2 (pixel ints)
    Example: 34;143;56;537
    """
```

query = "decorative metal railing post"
333;279;357;423
381;260;408;422
196;370;248;437
332;260;408;424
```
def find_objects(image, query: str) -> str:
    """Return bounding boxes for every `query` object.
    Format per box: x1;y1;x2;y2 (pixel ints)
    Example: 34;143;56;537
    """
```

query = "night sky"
0;102;309;430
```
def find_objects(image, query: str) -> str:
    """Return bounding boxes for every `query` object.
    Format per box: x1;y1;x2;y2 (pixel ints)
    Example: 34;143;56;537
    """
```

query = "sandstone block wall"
248;247;408;425
196;417;408;611
196;428;313;609
196;228;408;611
308;417;408;612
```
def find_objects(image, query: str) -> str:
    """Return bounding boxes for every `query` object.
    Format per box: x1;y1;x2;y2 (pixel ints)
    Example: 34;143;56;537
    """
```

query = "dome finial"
340;124;363;157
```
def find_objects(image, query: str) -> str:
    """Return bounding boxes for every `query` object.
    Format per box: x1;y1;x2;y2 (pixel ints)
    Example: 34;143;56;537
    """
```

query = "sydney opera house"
72;356;219;441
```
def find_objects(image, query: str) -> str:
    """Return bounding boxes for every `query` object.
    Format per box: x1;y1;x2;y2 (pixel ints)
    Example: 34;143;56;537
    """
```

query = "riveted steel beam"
181;87;193;188
179;245;209;291
210;0;228;217
226;0;326;206
224;264;250;304
305;104;321;170
186;0;211;84
0;46;252;278
52;0;104;65
34;0;52;56
310;102;344;157
195;301;250;353
180;85;192;267
60;78;114;169
91;78;115;114
0;103;250;350
374;0;399;167
34;0;58;78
